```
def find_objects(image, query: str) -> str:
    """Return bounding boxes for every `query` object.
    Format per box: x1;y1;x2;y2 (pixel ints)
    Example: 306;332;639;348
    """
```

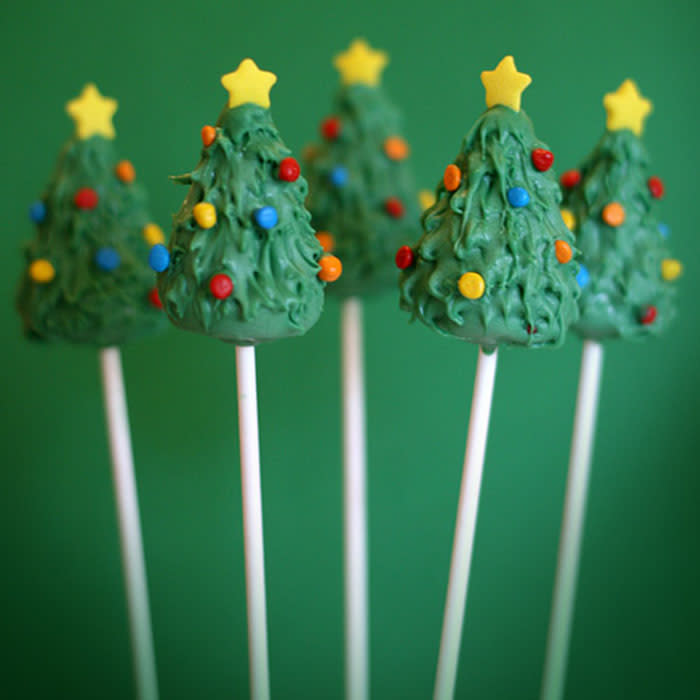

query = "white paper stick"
540;339;603;700
99;347;159;700
235;345;271;700
434;347;498;700
341;297;368;700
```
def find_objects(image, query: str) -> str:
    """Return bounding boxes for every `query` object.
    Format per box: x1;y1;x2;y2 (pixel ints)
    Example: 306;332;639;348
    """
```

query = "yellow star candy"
603;79;653;136
334;39;388;87
481;56;532;112
66;84;118;140
221;58;277;110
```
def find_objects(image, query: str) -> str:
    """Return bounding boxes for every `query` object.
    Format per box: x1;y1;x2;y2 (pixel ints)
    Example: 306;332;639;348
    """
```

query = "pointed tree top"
65;84;118;140
480;56;532;112
334;39;388;87
603;79;652;136
220;58;278;110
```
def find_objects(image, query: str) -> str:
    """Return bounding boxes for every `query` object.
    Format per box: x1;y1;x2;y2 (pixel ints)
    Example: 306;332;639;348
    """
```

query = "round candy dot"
210;273;234;299
561;209;576;230
74;187;99;209
329;166;348;187
148;243;170;272
143;223;165;247
531;148;554;171
201;125;216;147
507;186;530;207
115;160;135;183
419;189;435;211
458;272;485;299
321;116;341;140
29;201;46;223
658;223;670;238
95;247;120;271
443;164;461;192
193;202;217;229
279;157;300;182
661;259;682;281
560;169;581;189
648;176;664;199
395;245;414;269
602;202;625;227
576;264;590;288
318;255;342;282
254;206;278;229
148;287;163;309
385;197;405;219
316;232;335;253
384;136;409;160
555;240;573;264
29;259;55;283
640;305;657;325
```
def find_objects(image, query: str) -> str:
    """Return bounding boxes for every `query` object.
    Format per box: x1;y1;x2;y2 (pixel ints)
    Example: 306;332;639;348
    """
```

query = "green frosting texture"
564;128;677;340
399;106;580;352
16;135;165;346
304;84;421;297
157;103;325;345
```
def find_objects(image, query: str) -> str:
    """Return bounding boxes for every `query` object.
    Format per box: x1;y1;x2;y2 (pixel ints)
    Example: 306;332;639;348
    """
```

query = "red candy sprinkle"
74;187;99;209
321;117;341;141
527;324;538;335
640;306;657;325
148;287;163;309
385;197;405;219
560;170;581;189
210;273;233;300
531;148;554;172
395;246;414;269
278;157;300;182
648;176;665;199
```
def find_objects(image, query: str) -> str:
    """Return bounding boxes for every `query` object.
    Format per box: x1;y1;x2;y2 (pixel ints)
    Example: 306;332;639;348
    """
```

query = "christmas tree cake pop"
398;56;580;352
16;84;166;345
560;79;681;340
156;59;341;345
304;39;420;296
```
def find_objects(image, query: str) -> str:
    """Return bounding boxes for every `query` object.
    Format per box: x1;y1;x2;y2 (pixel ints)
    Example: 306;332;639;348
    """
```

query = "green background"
2;0;698;697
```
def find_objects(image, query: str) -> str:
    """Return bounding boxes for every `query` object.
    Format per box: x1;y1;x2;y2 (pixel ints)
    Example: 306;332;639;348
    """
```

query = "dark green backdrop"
2;1;698;698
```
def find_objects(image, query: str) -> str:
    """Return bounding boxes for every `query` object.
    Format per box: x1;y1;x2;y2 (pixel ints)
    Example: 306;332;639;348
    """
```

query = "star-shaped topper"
480;56;532;112
65;83;118;140
221;58;278;110
603;79;652;136
333;39;388;87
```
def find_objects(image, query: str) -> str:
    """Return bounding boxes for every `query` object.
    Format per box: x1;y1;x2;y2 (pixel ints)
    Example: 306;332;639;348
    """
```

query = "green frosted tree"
156;59;341;345
16;84;165;346
561;79;681;340
399;57;580;352
304;39;420;297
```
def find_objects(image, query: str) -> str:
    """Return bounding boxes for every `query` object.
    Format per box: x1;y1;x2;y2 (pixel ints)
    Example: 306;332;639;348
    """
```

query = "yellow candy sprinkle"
142;223;165;246
458;272;485;299
193;202;217;229
661;259;682;281
561;209;576;230
418;189;435;211
29;259;55;283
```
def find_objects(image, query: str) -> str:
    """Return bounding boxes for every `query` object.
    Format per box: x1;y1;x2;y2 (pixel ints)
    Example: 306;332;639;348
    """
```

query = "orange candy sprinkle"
316;232;335;253
443;164;461;191
602;202;625;227
115;160;135;183
555;240;573;263
384;136;409;160
201;125;216;147
318;255;342;282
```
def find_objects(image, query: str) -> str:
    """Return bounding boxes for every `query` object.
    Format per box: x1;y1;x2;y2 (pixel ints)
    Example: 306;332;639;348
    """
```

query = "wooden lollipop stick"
540;339;603;700
235;345;271;700
99;347;159;700
434;347;498;700
342;297;369;700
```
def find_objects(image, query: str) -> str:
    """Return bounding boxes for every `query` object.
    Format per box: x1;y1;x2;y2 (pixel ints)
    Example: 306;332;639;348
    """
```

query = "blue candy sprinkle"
576;264;590;288
254;206;278;229
507;186;530;208
329;166;349;187
658;222;670;238
29;201;46;223
148;244;170;272
95;247;121;271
